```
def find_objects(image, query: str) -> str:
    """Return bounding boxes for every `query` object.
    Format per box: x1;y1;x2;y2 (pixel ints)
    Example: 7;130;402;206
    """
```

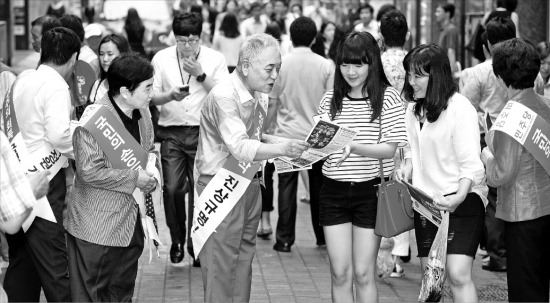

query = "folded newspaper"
403;181;443;228
277;120;358;168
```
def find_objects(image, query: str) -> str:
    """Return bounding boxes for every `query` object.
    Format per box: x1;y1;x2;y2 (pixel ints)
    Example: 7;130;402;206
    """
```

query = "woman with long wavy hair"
396;44;487;302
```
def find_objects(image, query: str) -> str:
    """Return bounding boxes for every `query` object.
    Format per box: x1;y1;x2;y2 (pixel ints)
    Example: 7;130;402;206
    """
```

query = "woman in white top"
88;34;130;103
212;13;243;73
396;44;487;303
318;32;407;302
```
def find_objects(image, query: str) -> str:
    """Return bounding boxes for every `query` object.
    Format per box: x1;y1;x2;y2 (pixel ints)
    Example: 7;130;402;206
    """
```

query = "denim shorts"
319;177;381;228
415;192;485;258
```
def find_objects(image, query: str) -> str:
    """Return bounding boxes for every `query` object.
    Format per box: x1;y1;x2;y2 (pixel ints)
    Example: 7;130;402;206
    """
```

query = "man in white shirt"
269;17;334;252
151;12;230;266
3;27;80;302
30;15;61;53
239;2;269;37
354;4;379;40
459;17;516;273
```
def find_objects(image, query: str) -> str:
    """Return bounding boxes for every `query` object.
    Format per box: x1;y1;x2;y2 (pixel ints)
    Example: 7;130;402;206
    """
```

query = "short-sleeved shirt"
317;87;407;182
269;47;334;140
438;23;461;65
152;45;230;126
194;73;267;179
381;49;407;94
459;59;509;132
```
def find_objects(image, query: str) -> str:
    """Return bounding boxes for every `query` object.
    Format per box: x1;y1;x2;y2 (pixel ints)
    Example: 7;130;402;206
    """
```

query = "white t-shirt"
12;65;74;161
212;35;243;67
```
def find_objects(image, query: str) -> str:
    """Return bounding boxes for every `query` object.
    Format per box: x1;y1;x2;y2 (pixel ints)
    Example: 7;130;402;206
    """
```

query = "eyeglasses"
176;38;200;46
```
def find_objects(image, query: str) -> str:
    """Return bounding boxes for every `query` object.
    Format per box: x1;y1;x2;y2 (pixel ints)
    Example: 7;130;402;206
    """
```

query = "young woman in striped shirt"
317;32;407;303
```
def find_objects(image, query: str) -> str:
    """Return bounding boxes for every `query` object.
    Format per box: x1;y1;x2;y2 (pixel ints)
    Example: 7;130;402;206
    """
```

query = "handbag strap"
377;116;385;185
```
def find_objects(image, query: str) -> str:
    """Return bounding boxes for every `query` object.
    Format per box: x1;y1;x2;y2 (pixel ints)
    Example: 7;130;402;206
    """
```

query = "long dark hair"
331;32;390;122
220;13;240;38
124;8;144;33
97;34;131;80
402;44;457;122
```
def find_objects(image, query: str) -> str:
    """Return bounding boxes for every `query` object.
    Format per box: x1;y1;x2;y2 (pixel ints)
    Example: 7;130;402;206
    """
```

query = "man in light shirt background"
3;27;80;302
151;12;229;267
459;16;516;274
269;17;334;253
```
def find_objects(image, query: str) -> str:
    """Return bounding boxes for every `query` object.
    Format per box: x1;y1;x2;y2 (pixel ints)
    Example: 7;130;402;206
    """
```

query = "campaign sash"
191;100;266;255
2;78;61;232
79;104;162;261
489;100;550;175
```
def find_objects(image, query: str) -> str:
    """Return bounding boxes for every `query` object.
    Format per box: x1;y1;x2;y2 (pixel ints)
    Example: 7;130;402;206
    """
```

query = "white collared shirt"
12;65;74;161
194;73;267;178
152;45;230;126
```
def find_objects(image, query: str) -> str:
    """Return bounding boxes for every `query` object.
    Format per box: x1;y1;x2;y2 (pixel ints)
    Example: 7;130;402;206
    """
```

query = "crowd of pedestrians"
1;0;550;302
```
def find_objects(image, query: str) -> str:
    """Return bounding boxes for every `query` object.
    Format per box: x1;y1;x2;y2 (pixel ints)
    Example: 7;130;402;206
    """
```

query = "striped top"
318;87;407;182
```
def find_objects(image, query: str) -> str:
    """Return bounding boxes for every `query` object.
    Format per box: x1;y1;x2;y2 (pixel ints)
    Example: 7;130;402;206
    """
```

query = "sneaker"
390;264;404;278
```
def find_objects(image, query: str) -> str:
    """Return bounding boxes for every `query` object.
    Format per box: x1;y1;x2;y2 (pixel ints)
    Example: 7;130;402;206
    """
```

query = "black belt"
254;171;263;179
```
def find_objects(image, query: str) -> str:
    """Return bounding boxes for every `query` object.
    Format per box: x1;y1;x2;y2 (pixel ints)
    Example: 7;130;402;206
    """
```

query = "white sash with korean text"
191;100;266;255
489;100;550;175
2;78;60;232
79;104;162;260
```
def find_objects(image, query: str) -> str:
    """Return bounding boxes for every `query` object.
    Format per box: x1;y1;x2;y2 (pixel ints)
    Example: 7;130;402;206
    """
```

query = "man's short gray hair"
236;33;280;71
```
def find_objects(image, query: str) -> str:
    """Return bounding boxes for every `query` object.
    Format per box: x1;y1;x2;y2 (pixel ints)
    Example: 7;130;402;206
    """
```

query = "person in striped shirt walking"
317;31;407;302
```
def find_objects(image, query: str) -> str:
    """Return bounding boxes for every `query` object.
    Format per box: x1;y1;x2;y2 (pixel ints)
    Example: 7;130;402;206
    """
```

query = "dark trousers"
4;170;70;302
261;162;275;212
159;126;198;256
485;186;506;267
505;215;550;302
67;215;144;302
275;161;325;246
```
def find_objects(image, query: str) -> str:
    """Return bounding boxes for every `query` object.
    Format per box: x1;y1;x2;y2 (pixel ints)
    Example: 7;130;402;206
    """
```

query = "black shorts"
319;177;382;228
415;192;485;258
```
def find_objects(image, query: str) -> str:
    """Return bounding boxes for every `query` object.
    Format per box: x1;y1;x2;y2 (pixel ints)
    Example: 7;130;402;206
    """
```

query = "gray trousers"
198;179;262;303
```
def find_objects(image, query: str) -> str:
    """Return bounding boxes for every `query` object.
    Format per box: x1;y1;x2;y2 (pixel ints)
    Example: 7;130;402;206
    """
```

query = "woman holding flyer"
395;44;487;302
317;31;407;302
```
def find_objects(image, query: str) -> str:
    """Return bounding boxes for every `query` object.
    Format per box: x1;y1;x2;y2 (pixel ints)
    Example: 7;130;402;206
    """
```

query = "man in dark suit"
65;53;158;302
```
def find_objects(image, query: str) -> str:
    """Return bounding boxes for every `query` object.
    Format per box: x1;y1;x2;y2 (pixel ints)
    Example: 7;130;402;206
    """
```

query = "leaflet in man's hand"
278;120;358;168
403;181;443;228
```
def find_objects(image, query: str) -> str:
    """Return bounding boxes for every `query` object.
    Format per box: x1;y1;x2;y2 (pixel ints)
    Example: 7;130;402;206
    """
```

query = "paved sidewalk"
133;175;508;303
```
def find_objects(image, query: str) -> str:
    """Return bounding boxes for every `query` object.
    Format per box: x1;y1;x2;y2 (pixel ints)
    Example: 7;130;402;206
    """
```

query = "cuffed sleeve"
451;97;483;183
380;89;408;147
213;97;262;163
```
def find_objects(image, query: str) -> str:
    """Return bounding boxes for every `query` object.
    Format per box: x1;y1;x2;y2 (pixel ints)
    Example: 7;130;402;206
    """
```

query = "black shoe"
316;240;326;247
170;243;184;264
482;262;507;272
192;258;201;268
273;242;291;253
400;247;411;263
